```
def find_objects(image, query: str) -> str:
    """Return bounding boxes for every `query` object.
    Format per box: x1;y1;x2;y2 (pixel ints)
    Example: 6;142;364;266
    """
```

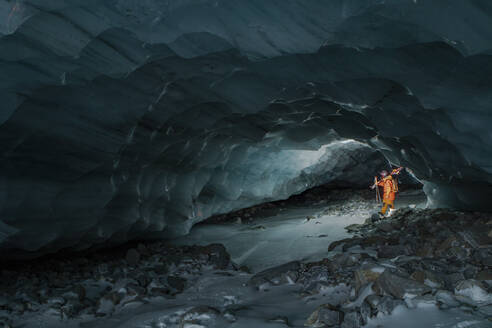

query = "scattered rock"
0;242;237;322
2;205;491;326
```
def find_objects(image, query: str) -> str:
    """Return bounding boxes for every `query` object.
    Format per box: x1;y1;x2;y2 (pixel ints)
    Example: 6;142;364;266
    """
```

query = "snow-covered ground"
172;190;427;272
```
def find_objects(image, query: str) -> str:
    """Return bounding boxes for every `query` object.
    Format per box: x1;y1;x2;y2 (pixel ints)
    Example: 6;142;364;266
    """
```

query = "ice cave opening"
1;1;492;327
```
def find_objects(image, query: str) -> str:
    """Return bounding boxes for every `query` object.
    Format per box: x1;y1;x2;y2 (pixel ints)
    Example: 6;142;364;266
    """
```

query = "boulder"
373;270;432;299
415;243;434;258
369;213;380;223
364;294;381;309
354;266;384;292
405;294;436;308
376;222;394;233
458;228;491;249
410;270;443;288
376;295;406;315
96;297;115;316
444;272;465;289
195;244;231;269
360;236;399;248
377;245;407;259
332;253;361;268
248;261;301;288
328;238;360;252
359;301;372;324
435;290;461;308
305;304;344;327
476;270;492;281
434;235;460;257
179;306;222;328
341;311;363;328
345;224;363;233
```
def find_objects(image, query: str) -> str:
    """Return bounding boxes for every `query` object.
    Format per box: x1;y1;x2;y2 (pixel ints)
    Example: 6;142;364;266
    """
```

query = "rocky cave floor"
1;188;491;328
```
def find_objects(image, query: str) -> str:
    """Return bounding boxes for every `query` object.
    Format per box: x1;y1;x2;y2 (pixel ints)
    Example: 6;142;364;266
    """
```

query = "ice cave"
0;1;491;327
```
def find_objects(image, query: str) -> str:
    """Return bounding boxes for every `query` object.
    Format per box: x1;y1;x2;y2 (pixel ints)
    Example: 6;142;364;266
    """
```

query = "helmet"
380;170;388;177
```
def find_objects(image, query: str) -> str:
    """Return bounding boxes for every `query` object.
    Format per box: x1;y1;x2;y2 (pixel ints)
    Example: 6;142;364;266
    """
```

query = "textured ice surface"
1;0;492;255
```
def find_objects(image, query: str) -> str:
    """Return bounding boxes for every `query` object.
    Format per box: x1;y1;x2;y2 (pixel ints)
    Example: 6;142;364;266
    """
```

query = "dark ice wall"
0;0;491;257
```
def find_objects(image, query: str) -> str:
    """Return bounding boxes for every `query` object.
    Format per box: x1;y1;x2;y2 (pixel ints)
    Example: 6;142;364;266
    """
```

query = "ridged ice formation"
0;0;491;256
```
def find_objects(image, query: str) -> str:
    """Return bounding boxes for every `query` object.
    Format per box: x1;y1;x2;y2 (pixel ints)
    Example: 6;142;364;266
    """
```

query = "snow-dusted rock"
436;290;461;308
373;270;432;299
179;306;223;328
454;280;492;305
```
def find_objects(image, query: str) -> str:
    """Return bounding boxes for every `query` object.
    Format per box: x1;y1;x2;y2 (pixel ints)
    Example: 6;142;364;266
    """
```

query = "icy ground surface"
172;190;426;272
7;191;491;328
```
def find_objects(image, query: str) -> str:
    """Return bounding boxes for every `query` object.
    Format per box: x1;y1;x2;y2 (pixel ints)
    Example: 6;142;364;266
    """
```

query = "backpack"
391;176;399;193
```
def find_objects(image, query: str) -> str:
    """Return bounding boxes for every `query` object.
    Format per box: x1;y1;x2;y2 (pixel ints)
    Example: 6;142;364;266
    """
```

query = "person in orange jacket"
371;170;397;218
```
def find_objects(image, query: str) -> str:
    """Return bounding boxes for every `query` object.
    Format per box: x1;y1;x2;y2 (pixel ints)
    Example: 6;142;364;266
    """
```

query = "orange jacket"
377;176;395;201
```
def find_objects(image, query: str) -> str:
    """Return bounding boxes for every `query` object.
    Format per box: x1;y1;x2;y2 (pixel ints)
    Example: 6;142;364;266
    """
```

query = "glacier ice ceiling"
1;0;492;257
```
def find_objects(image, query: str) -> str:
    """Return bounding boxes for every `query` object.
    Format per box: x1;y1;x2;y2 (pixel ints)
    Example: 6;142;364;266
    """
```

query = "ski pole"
374;176;381;203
